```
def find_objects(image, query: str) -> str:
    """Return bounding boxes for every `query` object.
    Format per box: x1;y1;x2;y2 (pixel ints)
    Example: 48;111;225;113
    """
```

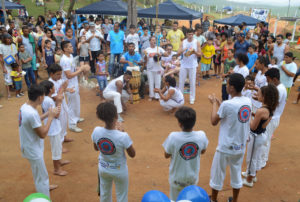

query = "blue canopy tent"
223;6;233;11
137;0;202;20
0;1;25;9
75;0;129;15
213;14;264;26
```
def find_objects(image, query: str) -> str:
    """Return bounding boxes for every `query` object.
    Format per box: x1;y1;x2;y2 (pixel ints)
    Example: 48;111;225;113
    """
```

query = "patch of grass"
19;0;98;18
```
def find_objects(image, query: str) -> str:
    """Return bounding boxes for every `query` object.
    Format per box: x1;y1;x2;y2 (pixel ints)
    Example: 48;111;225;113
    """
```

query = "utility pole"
287;0;291;17
1;0;8;25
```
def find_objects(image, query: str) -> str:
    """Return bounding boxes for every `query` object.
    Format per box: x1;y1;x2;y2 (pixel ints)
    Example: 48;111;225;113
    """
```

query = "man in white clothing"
208;73;252;202
177;29;201;104
260;68;287;168
86;22;103;74
103;71;133;122
60;41;85;132
19;84;59;198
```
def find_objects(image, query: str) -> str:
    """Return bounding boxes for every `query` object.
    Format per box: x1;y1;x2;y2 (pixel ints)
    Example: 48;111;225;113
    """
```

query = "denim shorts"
201;63;211;72
96;76;107;91
14;80;22;90
79;56;89;62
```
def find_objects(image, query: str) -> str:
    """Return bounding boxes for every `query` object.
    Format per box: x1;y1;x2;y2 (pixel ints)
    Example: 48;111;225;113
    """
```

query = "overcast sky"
228;0;300;6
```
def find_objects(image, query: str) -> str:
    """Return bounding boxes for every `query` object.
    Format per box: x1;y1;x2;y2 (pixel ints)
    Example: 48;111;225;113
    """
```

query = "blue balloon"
142;190;170;202
176;185;210;202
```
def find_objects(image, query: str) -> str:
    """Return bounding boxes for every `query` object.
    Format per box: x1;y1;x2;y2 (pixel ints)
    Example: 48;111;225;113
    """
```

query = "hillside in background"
185;0;300;17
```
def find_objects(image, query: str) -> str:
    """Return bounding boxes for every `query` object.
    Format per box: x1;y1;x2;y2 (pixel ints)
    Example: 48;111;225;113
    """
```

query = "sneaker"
77;118;85;123
241;172;257;182
242;178;253;187
69;126;83;133
19;92;24;96
16;94;22;98
227;197;233;202
203;75;207;80
190;100;195;105
118;114;124;122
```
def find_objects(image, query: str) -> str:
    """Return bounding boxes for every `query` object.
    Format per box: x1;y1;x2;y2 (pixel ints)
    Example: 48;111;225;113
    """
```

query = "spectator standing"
107;22;125;77
53;21;65;48
86;22;103;74
202;16;210;32
166;21;185;52
234;33;250;57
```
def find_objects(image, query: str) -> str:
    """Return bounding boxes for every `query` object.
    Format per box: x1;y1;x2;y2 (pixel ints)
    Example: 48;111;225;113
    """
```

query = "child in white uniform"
91;102;136;202
208;73;252;202
163;106;208;201
60;41;85;133
154;76;184;112
242;75;255;100
40;80;69;176
48;64;75;144
242;84;279;187
19;84;59;197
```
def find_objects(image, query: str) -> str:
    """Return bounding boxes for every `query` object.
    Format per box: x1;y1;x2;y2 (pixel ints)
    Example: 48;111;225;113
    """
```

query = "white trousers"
259;118;280;168
103;90;130;114
66;91;80;127
170;185;184;201
179;67;196;102
50;134;62;160
160;99;184;111
28;158;50;198
59;99;68;142
246;132;267;176
210;151;244;190
99;167;129;202
147;71;161;99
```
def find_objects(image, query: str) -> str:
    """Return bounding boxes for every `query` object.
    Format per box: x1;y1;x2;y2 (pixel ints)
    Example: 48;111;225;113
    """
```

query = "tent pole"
1;0;8;26
291;19;299;42
273;18;278;37
76;14;79;37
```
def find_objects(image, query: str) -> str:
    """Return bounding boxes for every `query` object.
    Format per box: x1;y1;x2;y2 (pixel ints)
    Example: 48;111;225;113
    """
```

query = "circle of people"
2;13;297;202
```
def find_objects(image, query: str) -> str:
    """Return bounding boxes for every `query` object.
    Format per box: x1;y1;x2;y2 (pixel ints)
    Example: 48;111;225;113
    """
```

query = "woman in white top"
154;76;184;112
144;36;168;101
233;53;250;78
91;102;135;202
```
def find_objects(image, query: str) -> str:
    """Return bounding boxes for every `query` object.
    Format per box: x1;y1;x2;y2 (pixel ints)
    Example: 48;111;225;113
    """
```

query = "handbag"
3;45;16;65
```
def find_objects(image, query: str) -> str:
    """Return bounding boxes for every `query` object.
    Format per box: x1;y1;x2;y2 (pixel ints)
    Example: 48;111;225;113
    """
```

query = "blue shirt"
234;40;250;56
247;52;258;72
108;30;125;54
155;33;163;46
45;48;54;67
121;52;142;71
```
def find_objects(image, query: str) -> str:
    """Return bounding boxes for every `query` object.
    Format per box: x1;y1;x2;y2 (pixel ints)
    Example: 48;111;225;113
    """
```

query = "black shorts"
79;56;89;62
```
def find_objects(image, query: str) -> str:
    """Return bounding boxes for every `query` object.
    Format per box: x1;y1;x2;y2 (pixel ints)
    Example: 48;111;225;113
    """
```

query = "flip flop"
63;138;74;143
60;160;71;166
49;184;58;191
54;170;68;176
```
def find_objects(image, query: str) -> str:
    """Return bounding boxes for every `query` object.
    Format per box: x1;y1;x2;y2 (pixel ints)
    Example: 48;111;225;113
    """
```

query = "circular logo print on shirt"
179;142;199;160
97;138;116;155
238;105;251;123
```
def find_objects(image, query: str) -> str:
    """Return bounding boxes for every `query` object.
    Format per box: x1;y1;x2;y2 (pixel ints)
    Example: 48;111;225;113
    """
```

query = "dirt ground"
0;68;300;202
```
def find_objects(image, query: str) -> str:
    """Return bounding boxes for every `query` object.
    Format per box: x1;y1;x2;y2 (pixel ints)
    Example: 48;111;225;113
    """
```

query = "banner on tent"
251;9;269;22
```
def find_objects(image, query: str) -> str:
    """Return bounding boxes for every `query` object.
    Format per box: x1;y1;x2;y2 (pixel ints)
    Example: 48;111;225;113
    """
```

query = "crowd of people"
1;11;299;202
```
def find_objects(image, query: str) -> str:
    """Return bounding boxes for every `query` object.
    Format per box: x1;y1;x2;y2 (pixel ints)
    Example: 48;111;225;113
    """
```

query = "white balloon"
30;199;50;202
